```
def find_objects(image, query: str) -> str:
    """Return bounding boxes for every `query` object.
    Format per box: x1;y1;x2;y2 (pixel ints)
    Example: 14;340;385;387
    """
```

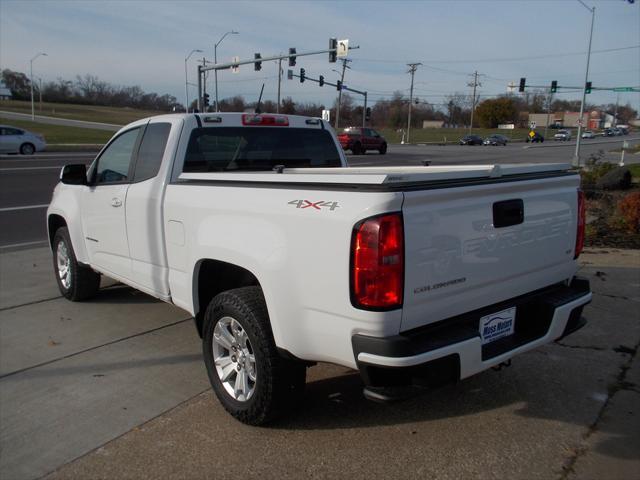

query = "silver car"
554;129;572;141
0;125;47;154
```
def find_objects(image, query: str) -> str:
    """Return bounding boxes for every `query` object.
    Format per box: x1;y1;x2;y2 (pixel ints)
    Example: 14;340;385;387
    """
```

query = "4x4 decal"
288;200;340;211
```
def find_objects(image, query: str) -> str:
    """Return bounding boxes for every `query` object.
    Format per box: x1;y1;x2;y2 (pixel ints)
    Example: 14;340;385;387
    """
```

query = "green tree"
1;69;31;100
475;97;517;128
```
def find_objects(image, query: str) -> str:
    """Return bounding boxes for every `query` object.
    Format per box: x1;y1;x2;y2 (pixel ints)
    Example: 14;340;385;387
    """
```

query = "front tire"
379;143;387;154
52;227;100;301
20;143;35;155
202;286;306;425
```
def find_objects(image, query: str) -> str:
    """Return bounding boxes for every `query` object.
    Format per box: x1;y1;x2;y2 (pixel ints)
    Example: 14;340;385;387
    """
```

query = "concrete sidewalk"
1;247;638;479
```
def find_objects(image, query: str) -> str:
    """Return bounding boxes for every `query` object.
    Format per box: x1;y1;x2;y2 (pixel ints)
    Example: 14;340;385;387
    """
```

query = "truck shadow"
89;284;163;305
272;348;636;462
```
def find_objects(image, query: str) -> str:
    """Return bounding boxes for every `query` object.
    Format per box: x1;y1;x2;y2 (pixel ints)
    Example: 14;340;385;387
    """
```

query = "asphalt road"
0;135;638;249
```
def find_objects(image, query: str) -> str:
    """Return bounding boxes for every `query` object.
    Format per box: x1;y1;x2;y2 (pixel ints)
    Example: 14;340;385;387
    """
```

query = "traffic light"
336;80;342;91
319;75;324;87
287;69;293;80
300;68;305;83
329;38;337;63
585;81;592;94
203;93;210;107
551;80;558;93
254;53;262;71
288;48;296;67
365;107;371;121
519;78;526;93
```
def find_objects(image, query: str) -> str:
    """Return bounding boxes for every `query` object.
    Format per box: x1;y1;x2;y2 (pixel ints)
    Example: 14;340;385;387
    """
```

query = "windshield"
183;127;342;172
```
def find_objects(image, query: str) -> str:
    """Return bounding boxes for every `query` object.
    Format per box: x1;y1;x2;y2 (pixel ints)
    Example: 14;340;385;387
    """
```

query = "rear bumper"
352;278;591;391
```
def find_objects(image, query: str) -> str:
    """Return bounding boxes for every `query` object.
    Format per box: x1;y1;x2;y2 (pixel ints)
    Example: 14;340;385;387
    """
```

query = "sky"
1;0;639;112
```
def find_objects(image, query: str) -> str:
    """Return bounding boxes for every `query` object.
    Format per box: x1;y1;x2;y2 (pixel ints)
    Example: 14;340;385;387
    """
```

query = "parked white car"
0;125;47;154
581;130;596;139
554;130;572;141
47;113;592;425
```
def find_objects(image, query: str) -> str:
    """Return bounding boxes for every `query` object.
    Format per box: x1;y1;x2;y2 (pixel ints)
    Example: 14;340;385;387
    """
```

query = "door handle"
111;197;122;208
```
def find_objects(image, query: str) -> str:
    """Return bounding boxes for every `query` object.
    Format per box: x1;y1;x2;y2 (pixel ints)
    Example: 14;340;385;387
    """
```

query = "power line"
356;44;640;65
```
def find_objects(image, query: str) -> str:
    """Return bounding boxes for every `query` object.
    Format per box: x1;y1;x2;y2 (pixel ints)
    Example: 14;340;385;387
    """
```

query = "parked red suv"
337;127;387;155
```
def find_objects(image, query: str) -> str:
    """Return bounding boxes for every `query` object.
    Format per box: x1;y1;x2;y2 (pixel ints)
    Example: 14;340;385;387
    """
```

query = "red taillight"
575;190;586;259
241;114;289;126
351;213;404;310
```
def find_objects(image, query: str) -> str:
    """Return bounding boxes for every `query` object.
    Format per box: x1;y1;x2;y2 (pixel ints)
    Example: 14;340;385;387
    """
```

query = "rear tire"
20;143;35;155
202;286;306;425
52;227;100;301
379;143;387;154
352;142;362;155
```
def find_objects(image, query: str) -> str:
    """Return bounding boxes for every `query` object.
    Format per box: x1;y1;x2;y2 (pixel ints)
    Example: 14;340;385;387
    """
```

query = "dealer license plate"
479;307;516;345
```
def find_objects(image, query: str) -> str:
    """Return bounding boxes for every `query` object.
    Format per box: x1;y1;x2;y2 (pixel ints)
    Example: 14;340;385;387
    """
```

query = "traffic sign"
337;39;349;58
614;87;635;92
231;56;240;73
322;109;330;121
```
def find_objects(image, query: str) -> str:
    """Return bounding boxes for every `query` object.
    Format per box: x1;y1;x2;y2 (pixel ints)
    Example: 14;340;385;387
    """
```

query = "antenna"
255;83;265;114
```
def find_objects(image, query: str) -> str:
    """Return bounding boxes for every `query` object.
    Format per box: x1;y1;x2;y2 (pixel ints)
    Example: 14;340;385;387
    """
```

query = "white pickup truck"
47;113;591;425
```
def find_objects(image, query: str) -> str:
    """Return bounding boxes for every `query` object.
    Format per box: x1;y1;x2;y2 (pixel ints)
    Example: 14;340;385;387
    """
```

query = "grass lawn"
0;100;163;125
376;127;531;144
0;116;113;145
627;163;640;179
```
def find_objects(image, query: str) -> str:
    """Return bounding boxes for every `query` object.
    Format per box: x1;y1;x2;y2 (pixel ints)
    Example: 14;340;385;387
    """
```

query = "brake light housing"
241;114;289;126
575;189;586;259
350;213;404;310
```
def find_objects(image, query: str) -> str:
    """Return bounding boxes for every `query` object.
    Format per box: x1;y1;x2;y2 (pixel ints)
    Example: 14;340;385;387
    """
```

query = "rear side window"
183;127;341;172
134;122;171;182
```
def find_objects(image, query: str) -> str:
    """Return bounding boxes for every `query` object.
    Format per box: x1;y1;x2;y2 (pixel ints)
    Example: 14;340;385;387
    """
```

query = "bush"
596;167;632;190
580;151;616;189
617;192;640;233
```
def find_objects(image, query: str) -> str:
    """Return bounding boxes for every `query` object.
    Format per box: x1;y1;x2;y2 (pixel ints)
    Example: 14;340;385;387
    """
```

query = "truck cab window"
183;127;341;172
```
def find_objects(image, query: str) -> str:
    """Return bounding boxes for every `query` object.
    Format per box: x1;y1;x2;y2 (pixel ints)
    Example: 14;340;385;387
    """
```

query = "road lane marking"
0;240;49;251
0;166;61;171
0;204;49;212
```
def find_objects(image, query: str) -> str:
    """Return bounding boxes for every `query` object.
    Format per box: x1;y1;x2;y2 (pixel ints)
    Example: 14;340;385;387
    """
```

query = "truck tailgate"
401;174;580;332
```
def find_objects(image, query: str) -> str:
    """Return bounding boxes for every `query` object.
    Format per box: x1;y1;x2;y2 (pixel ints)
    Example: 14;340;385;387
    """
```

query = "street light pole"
335;59;351;129
574;1;595;167
214;30;239;112
30;53;47;120
184;49;203;113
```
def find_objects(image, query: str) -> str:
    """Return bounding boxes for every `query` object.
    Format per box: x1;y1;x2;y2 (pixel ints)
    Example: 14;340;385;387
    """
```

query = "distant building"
527;111;590;128
0;82;11;100
422;120;445;128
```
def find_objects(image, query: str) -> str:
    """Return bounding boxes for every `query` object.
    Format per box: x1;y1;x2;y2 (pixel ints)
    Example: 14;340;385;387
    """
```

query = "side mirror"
60;164;87;185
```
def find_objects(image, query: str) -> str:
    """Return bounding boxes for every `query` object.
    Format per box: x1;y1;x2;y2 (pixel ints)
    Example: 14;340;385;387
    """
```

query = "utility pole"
613;92;619;126
406;63;421;143
544;92;553;140
467;71;481;133
38;78;42;111
197;64;202;112
202;57;207;112
277;58;282;113
335;58;351;129
362;91;367;128
574;2;595;167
